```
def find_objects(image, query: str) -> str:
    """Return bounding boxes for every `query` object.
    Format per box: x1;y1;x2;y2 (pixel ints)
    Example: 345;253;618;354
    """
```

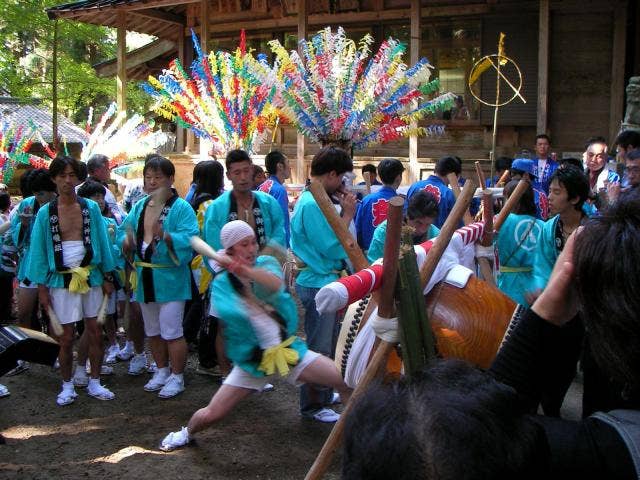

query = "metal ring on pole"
468;54;524;107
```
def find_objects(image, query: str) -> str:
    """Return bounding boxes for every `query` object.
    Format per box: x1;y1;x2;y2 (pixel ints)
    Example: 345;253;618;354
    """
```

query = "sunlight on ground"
90;446;165;463
1;414;127;440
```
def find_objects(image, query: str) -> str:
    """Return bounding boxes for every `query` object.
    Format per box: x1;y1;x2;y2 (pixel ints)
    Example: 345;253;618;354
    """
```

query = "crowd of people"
0;129;640;475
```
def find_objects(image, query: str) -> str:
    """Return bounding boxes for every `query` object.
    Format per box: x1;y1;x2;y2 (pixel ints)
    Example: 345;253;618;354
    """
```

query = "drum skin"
425;277;516;369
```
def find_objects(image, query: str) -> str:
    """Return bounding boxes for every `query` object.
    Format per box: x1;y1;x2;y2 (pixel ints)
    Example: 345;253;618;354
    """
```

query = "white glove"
368;307;400;343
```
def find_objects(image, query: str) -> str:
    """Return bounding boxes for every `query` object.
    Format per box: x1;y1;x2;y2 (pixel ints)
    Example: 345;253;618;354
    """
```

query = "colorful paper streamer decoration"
142;30;279;156
79;102;170;168
0;121;46;183
268;26;456;150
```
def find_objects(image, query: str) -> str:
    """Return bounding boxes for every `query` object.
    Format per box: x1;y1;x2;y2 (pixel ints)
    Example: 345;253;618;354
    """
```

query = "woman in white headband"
160;220;352;451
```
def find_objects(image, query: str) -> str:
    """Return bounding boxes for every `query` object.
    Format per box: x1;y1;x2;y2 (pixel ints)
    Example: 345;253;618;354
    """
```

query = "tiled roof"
0;98;88;143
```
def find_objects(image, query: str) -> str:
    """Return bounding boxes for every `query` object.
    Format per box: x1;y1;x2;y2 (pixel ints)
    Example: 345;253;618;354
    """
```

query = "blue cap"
511;158;537;178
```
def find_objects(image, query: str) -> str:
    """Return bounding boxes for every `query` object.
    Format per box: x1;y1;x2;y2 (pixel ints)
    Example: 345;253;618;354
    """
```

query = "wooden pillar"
199;0;210;160
536;0;549;135
296;0;308;183
609;1;627;143
175;27;185;153
116;11;127;114
408;0;421;183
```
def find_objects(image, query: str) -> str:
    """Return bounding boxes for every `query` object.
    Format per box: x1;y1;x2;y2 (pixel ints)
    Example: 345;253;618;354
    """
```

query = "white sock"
62;380;74;388
74;364;86;376
88;378;100;387
158;367;170;376
173;373;184;382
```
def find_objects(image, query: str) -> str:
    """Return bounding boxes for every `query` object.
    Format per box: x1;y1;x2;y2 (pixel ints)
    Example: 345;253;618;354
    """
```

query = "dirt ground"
0;352;343;480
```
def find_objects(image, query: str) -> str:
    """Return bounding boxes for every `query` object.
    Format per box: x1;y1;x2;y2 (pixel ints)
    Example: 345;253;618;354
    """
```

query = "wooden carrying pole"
493;179;530;232
305;184;475;480
477;190;496;286
420;179;477;288
304;195;404;480
309;180;369;273
475;161;487;189
363;171;372;196
447;173;474;225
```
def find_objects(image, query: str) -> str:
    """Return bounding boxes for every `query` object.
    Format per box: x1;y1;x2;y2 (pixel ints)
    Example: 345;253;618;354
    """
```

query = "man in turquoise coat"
28;157;116;406
291;146;356;423
203;149;285;251
119;156;199;399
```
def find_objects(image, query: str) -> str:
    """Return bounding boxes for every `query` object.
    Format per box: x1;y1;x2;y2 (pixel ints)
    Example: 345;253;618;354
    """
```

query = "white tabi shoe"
87;380;115;401
128;353;148;376
56;382;78;406
160;427;190;452
144;368;170;392
158;374;185;399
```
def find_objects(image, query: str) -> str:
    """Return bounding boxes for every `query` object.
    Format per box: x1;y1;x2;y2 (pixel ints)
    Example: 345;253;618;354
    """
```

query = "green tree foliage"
0;0;152;123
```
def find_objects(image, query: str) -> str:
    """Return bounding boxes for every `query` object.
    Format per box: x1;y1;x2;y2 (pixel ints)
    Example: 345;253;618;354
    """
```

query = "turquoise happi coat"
212;255;307;377
203;190;286;251
495;213;543;306
118;194;198;303
11;196;38;283
28;198;115;289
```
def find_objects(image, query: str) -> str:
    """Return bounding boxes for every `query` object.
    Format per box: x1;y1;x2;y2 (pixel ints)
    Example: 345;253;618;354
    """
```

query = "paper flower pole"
0;121;48;183
80;102;169;168
268;26;456;150
142;30;279;156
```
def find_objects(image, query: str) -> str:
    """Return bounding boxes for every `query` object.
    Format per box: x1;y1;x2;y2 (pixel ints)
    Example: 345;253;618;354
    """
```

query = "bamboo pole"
420;180;476;289
309;180;369;273
397;229;435;376
493;179;530;232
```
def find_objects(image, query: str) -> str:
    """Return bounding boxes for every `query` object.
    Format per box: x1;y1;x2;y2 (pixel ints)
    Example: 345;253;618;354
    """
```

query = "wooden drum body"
335;276;518;383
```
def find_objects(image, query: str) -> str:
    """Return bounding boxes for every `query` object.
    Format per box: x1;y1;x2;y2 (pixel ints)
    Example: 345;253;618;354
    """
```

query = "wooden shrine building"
47;0;640;183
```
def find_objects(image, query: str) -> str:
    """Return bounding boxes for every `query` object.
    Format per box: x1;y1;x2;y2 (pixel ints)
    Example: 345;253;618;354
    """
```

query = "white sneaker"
56;382;78;406
0;384;9;398
85;361;114;376
104;344;120;365
116;341;135;361
72;367;89;388
144;369;170;392
312;408;340;423
159;426;190;452
6;360;29;376
158;374;185;399
87;380;115;401
261;383;275;392
128;353;147;376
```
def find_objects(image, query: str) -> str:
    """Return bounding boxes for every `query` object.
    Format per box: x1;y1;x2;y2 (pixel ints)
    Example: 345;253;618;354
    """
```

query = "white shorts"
139;301;185;341
116;288;131;302
223;350;321;391
50;286;103;324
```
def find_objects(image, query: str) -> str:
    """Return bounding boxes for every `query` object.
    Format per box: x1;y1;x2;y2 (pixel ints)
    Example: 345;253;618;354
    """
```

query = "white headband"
220;220;255;249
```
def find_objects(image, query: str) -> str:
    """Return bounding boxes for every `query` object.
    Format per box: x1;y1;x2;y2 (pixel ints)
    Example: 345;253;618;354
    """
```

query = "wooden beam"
609;0;627;143
131;8;186;25
121;0;201;11
199;0;210;160
191;3;490;35
175;26;185;153
95;39;176;77
408;0;420;183
116;11;127;114
296;0;307;183
536;0;549;134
